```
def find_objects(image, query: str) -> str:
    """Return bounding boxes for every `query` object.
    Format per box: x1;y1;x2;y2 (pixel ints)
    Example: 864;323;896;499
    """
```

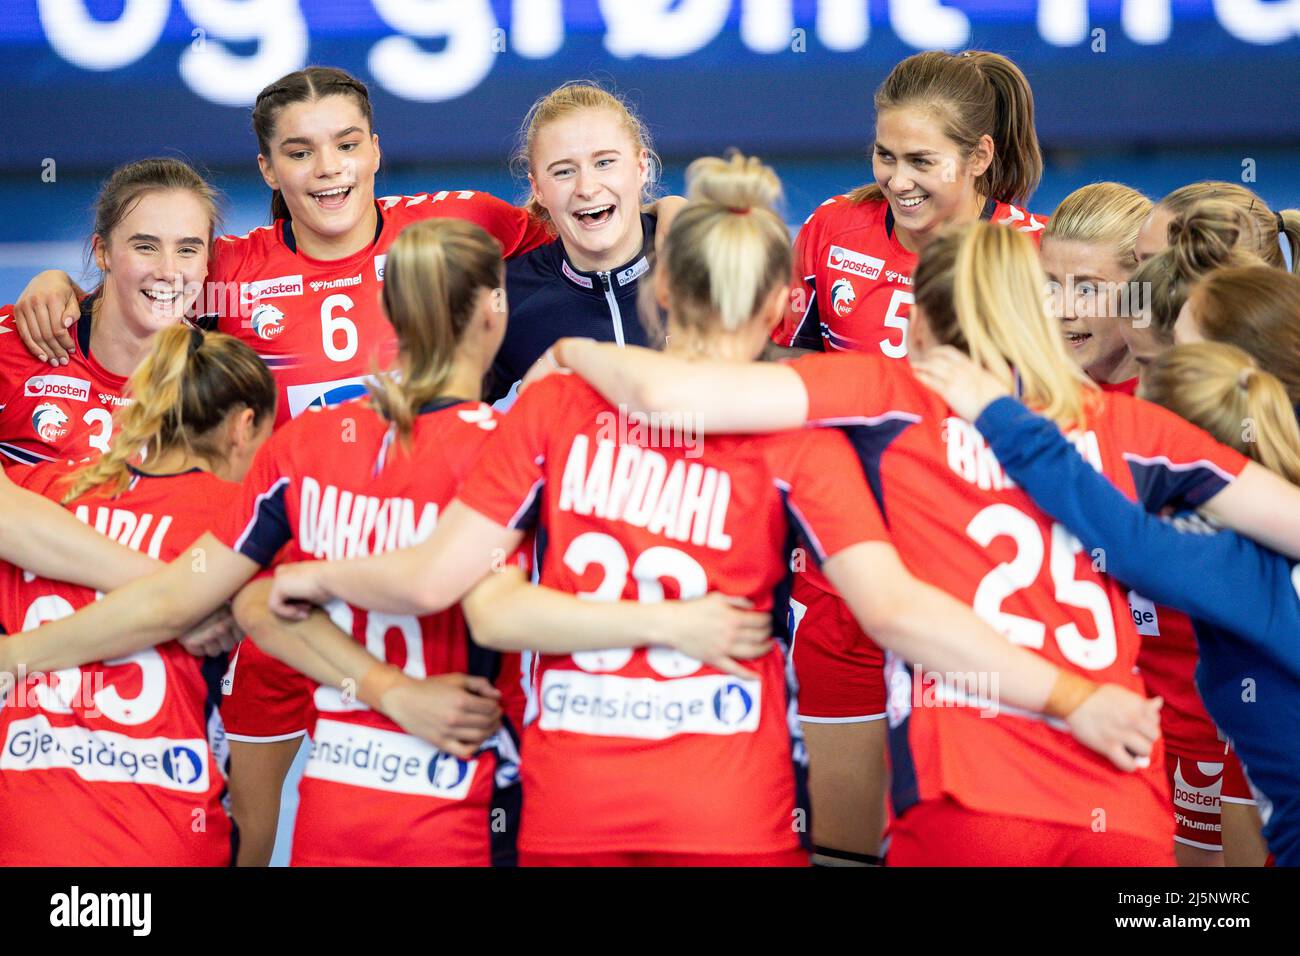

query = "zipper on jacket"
598;271;626;347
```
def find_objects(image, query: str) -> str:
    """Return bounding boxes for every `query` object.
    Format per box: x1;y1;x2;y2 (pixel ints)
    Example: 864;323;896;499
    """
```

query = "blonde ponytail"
1159;181;1299;274
1141;343;1300;485
656;152;790;340
62;326;275;503
368;218;503;441
915;221;1094;428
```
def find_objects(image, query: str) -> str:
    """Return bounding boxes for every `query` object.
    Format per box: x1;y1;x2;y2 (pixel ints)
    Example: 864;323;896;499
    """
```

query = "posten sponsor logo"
25;375;92;403
827;245;884;280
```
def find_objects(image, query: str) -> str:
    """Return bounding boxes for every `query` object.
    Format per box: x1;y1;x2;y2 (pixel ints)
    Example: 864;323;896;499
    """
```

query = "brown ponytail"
367;219;503;441
1185;266;1300;405
849;50;1042;207
1141;343;1300;485
252;67;375;223
62;326;276;503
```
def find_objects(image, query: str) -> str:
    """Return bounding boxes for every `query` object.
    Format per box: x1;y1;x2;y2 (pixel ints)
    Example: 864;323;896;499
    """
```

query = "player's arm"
13;270;83;364
462;565;771;679
0;470;158;590
536;338;809;433
232;578;500;758
0;532;258;676
270;500;524;618
1197;464;1300;561
822;542;1162;772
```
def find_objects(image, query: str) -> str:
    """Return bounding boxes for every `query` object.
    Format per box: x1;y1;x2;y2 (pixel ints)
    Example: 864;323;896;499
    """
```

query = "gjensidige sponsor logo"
241;274;304;303
24;375;91;403
827;245;884;280
304;719;478;798
538;670;762;739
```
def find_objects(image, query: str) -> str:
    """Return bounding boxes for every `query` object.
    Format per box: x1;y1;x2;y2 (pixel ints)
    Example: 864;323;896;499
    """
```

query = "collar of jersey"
884;195;998;244
550;212;656;295
127;464;203;479
279;201;386;265
74;292;129;388
415;396;477;416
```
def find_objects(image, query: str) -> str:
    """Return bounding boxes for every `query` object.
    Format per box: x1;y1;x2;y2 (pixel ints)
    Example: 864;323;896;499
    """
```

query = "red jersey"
1099;378;1140;396
210;191;549;426
776;196;1047;356
215;397;524;866
0;302;129;468
456;373;889;856
0;464;235;866
792;352;1249;842
1131;592;1226;761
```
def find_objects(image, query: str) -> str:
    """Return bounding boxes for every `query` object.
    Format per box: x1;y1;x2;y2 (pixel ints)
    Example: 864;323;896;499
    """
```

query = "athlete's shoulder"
379;189;508;225
802;193;888;234
992;201;1049;237
211;223;283;281
0;307;50;383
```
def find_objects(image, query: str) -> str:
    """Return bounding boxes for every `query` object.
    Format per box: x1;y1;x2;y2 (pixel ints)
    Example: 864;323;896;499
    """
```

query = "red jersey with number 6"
210;192;548;426
0;465;235;866
215;397;525;866
455;373;890;856
0;303;129;469
776;196;1047;357
791;351;1248;843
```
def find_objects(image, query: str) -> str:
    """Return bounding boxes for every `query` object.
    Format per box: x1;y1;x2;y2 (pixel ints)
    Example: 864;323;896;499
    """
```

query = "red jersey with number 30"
456;373;889;856
210;192;548;426
0;305;129;469
776;196;1047;357
215;398;524;866
0;465;235;866
791;352;1248;843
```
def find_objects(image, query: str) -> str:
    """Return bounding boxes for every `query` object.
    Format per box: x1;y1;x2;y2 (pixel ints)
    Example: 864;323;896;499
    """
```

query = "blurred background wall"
3;0;1299;301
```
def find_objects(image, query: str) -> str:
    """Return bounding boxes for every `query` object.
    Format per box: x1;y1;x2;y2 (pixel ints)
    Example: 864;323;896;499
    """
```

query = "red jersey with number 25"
456;373;889;856
215;398;524;867
211;191;548;426
776;196;1047;357
792;352;1248;843
0;305;128;469
0;465;235;866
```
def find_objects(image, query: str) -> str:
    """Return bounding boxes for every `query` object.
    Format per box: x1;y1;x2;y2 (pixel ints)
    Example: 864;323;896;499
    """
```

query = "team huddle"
0;50;1298;868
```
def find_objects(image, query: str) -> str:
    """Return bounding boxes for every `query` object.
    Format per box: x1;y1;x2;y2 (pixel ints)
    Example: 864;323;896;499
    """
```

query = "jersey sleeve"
0;305;26;398
454;377;562;531
790;351;910;425
771;428;891;564
451;192;551;260
776;217;824;350
215;428;296;567
1112;394;1251;509
976;396;1298;643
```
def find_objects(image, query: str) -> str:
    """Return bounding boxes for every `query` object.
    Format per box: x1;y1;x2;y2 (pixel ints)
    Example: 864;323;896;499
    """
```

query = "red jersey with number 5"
791;351;1248;842
0;465;235;866
775;196;1047;357
0;303;129;469
210;192;549;426
455;373;890;856
214;397;525;866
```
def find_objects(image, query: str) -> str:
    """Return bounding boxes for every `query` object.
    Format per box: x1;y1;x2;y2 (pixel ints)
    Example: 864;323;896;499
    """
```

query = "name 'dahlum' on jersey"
558;435;733;551
297;476;439;560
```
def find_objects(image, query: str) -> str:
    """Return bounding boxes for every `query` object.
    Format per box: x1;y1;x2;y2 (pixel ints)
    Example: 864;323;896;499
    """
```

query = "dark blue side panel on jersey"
886;662;922;820
200;651;238;866
1128;457;1233;511
835;419;916;525
235;479;293;567
777;488;816;853
788;278;824;352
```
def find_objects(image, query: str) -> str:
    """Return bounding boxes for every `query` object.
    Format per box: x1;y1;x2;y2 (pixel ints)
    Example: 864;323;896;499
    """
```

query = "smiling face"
257;94;381;256
93;189;211;338
1041;237;1139;385
872;107;992;252
529;107;649;273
